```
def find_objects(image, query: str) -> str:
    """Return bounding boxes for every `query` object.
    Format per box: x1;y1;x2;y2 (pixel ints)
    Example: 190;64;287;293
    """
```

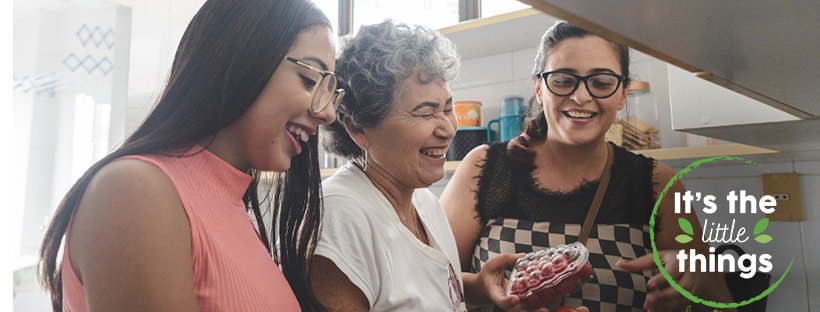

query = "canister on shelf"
487;96;527;142
454;101;482;127
612;80;661;150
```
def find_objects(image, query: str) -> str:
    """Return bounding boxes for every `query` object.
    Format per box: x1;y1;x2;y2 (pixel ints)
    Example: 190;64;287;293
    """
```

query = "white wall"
451;46;537;130
679;159;819;311
450;47;687;149
14;1;130;257
14;0;208;257
13;1;204;310
107;0;206;134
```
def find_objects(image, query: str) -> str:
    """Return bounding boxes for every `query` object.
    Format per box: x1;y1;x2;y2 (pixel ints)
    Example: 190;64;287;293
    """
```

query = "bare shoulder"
68;157;198;310
651;160;683;192
443;144;489;197
652;160;677;182
441;146;490;267
462;144;490;166
69;157;190;281
73;158;185;234
454;144;490;177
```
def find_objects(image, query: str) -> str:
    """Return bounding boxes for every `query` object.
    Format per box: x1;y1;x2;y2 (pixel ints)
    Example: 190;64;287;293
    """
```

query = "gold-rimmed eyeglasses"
285;56;345;113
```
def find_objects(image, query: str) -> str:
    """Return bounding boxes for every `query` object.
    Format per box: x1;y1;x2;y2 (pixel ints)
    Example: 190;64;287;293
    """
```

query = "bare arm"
68;159;198;312
443;145;520;309
619;160;735;312
653;161;709;254
310;256;370;311
440;144;489;269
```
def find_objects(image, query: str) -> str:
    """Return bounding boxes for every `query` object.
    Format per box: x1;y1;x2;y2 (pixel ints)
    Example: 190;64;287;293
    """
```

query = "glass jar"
608;80;661;150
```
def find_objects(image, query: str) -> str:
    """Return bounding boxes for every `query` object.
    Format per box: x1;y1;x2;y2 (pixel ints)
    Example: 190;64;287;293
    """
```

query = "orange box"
454;101;482;127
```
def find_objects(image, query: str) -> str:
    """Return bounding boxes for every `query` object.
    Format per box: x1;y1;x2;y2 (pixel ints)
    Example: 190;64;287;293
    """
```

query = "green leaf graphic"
754;218;770;235
755;234;773;244
676;234;693;244
678;218;694;235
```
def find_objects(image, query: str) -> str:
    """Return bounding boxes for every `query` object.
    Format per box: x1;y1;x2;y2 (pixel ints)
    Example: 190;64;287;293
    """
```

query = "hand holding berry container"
506;242;594;310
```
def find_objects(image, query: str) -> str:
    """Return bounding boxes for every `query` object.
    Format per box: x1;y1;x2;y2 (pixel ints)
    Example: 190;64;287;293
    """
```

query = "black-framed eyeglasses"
285;56;345;113
535;70;625;99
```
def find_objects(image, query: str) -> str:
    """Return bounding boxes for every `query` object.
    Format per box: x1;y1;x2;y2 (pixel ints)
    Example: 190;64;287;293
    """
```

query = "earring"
358;148;369;172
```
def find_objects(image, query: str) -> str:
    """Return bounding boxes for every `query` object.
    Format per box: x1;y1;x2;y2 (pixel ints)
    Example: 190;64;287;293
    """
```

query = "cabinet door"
668;64;797;131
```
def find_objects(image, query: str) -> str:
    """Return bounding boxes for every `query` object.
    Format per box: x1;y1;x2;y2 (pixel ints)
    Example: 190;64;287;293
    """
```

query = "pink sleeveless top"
61;146;301;311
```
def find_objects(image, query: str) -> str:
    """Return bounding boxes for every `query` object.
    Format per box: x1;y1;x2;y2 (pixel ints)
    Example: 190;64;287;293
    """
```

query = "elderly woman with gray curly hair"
310;21;532;312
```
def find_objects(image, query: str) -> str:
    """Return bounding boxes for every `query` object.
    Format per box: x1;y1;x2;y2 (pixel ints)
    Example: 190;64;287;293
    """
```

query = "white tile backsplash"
454;53;513;89
452;81;515;125
453;48;542;128
512;78;536;104
512;47;539;78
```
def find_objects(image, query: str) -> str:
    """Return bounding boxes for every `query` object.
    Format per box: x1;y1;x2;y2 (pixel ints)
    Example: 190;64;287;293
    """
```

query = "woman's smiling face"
362;75;456;188
222;25;337;171
535;35;627;147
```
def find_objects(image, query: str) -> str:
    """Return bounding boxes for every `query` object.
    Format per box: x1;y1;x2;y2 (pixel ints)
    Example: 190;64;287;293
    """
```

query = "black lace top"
471;142;660;311
476;142;657;226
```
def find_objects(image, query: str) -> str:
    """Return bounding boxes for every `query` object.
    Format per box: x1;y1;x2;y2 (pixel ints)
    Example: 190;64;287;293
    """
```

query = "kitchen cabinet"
439;10;778;153
519;0;820;154
667;64;797;130
318;7;790;177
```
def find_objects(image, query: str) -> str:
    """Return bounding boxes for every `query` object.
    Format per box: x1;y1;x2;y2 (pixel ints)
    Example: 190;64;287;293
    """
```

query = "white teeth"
420;147;448;158
287;125;310;143
566;110;595;119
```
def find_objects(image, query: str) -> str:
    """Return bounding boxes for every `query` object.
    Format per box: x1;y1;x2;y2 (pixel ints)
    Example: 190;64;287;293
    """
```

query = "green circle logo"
649;155;794;309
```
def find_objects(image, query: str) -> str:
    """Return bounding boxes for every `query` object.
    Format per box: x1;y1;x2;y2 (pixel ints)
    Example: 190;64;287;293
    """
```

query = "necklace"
408;206;427;243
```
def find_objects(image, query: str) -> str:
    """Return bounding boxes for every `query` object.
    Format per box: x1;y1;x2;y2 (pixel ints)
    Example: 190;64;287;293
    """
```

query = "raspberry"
507;242;594;310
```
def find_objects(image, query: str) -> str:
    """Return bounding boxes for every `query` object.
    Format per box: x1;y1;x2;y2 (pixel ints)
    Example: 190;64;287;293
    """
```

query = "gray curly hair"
322;20;460;159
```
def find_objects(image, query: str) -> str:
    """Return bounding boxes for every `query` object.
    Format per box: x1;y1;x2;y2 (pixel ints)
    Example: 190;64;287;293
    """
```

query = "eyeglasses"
285;56;345;113
536;70;625;99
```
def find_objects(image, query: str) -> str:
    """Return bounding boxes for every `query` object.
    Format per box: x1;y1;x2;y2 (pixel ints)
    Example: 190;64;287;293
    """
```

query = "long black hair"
509;21;631;162
38;0;328;310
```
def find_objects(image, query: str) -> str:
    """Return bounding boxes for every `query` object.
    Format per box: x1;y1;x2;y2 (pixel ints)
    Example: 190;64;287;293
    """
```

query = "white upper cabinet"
668;64;798;130
521;0;820;153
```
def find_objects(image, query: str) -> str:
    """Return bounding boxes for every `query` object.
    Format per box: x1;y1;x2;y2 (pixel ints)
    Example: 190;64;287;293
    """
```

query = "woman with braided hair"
442;21;734;312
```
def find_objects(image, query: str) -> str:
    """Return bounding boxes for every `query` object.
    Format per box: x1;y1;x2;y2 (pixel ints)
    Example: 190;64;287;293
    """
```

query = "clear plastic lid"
506;242;594;308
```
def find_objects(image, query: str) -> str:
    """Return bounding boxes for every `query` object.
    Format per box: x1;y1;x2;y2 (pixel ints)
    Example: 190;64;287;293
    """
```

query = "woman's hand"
616;250;688;311
475;253;525;311
553;307;590;312
617;250;734;312
475;254;590;312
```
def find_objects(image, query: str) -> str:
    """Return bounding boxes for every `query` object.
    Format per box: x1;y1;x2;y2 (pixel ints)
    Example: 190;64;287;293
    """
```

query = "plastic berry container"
506;242;594;310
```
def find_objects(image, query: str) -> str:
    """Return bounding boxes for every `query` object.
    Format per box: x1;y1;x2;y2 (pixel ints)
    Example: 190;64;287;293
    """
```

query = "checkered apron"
472;217;654;312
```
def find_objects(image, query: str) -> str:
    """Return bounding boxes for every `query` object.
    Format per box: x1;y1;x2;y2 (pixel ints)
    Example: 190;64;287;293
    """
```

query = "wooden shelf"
318;143;778;178
631;143;777;160
439;8;557;59
439;8;542;35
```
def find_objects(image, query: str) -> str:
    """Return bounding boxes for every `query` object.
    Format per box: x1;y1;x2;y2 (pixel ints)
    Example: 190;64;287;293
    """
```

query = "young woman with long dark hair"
38;0;342;310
